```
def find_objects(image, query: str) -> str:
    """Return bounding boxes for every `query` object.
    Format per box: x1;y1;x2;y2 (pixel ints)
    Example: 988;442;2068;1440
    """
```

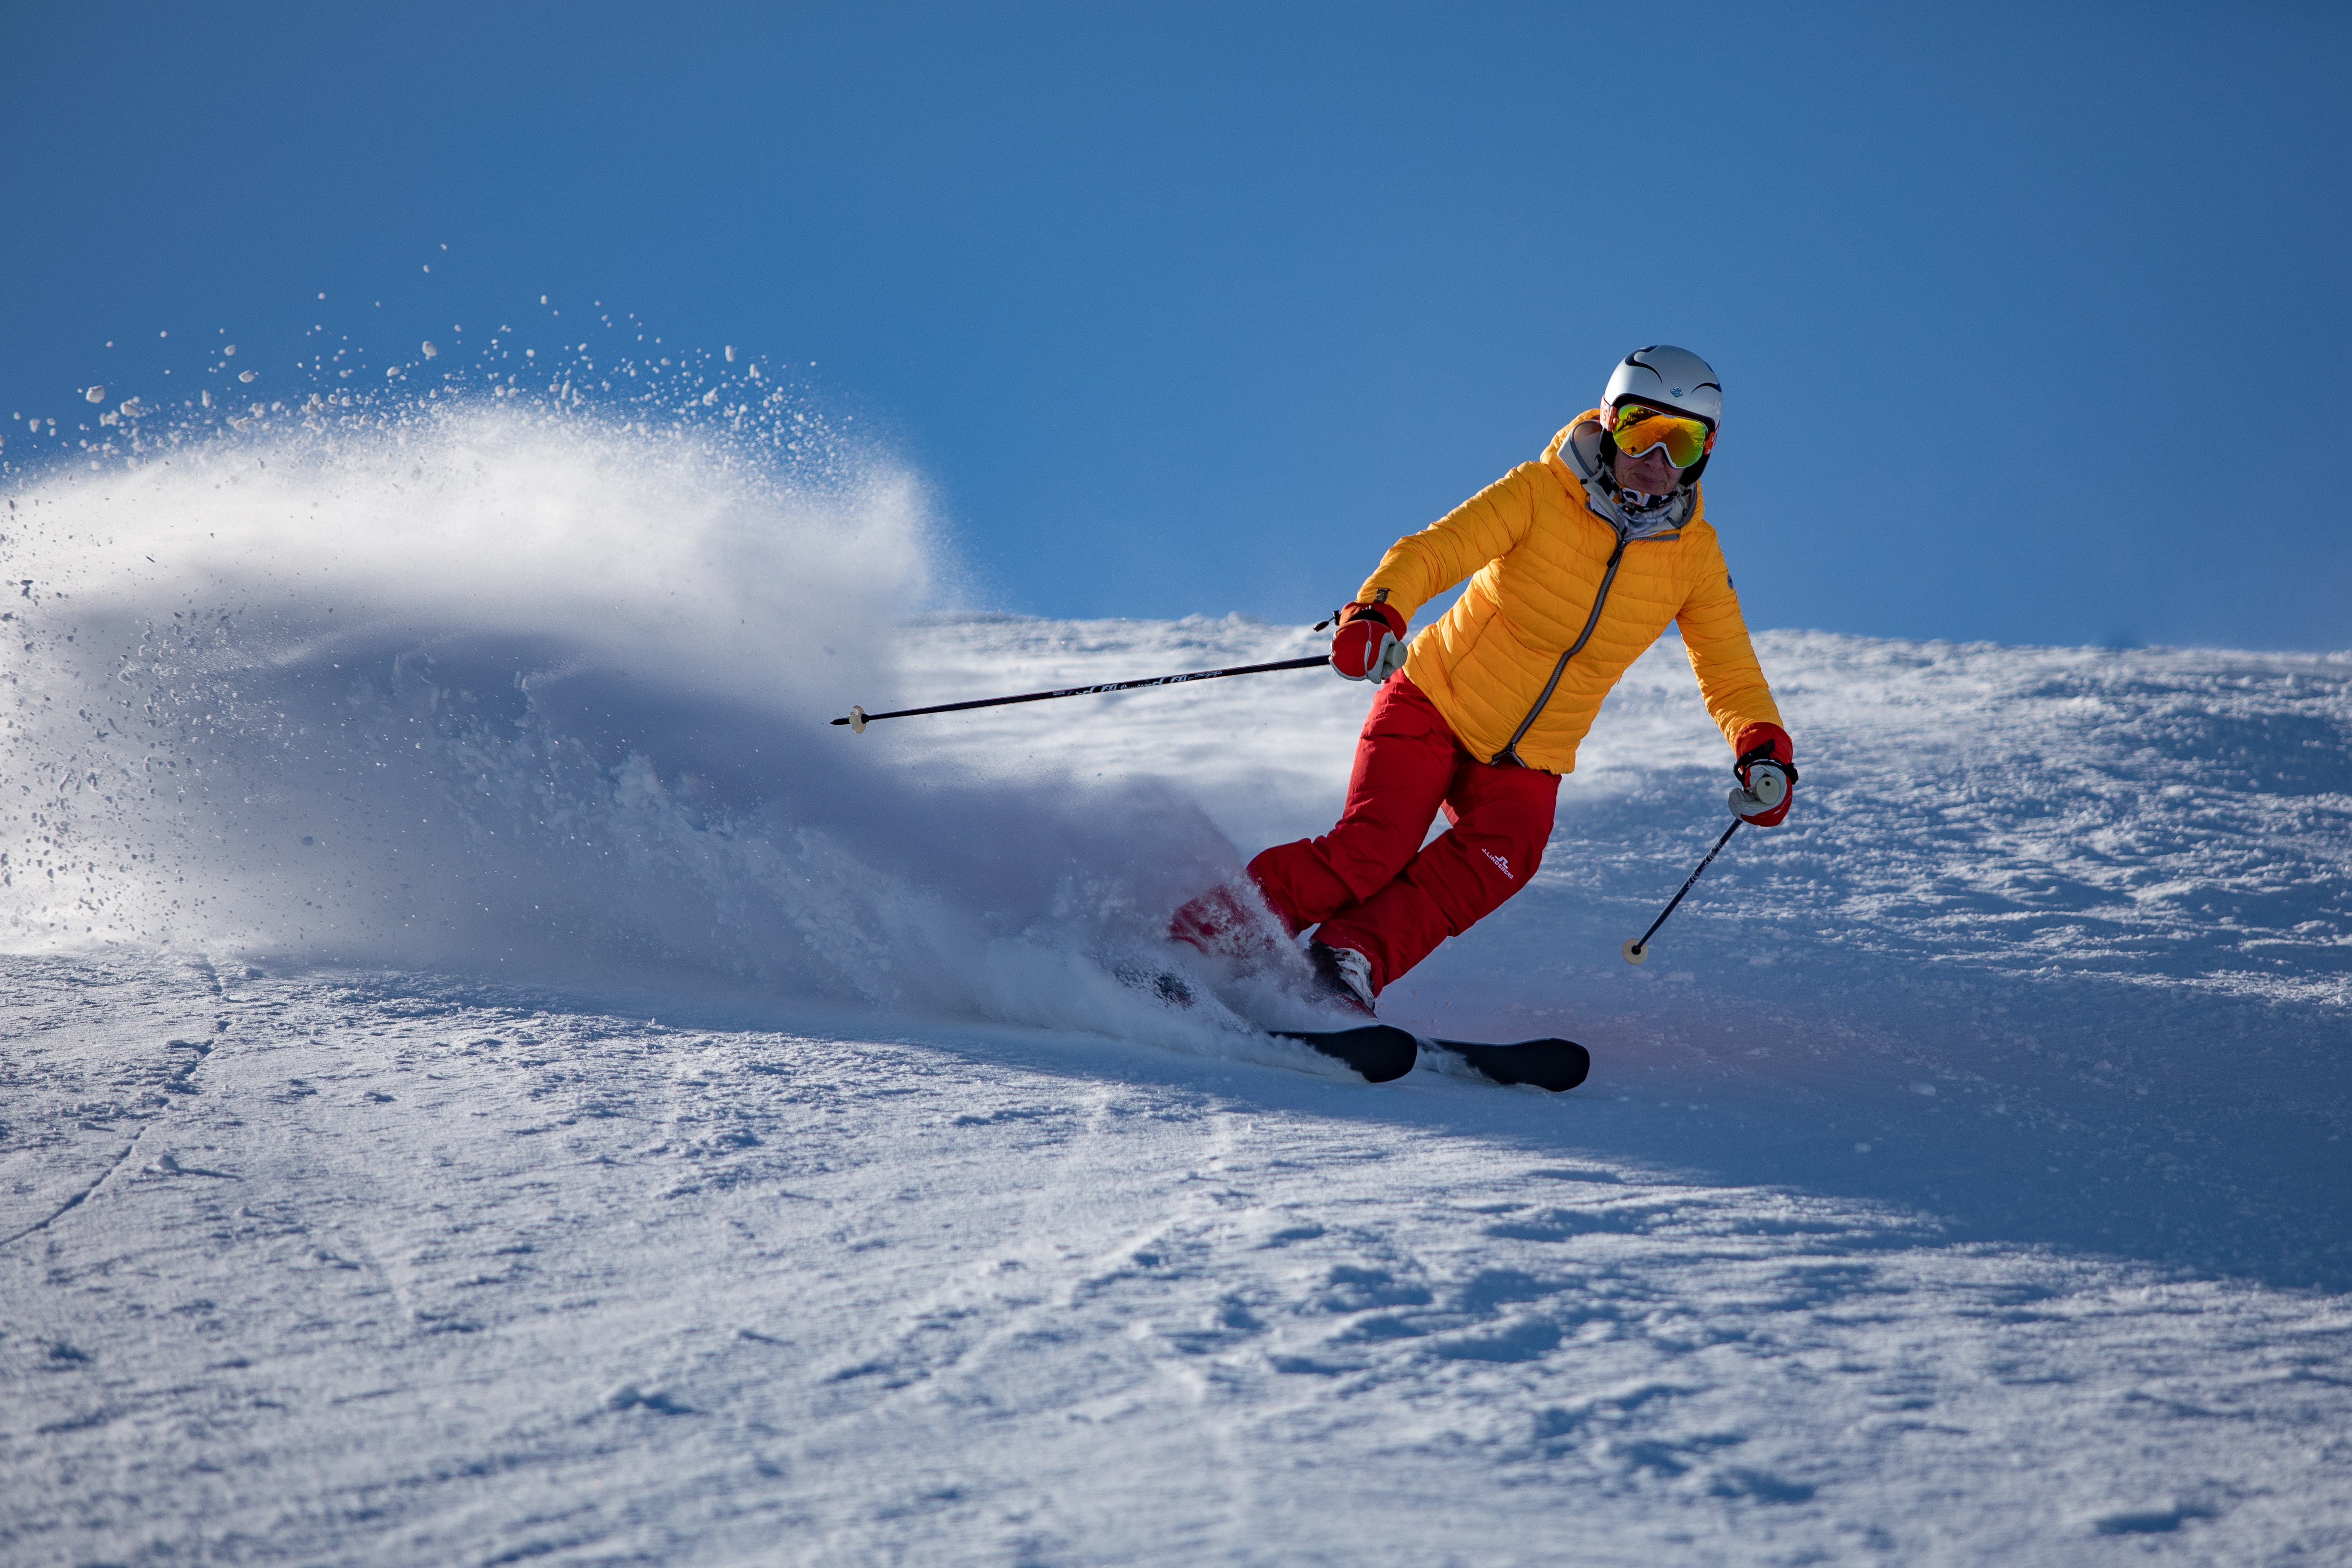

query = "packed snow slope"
3;397;2349;1566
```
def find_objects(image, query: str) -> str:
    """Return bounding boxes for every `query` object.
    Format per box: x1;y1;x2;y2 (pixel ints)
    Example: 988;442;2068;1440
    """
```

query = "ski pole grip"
1728;761;1789;817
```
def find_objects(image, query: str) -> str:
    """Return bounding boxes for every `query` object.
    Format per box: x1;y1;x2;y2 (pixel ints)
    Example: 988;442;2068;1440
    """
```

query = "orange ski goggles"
1608;402;1715;469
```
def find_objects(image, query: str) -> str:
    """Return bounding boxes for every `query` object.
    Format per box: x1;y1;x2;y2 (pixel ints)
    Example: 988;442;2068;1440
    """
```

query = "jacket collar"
1551;412;1695;540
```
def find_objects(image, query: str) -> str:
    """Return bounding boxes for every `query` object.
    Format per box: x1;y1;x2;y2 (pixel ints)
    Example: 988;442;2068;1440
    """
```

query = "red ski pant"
1246;674;1559;995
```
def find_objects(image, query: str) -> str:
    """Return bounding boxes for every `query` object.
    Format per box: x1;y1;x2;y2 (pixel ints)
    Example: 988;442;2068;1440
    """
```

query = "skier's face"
1611;441;1683;496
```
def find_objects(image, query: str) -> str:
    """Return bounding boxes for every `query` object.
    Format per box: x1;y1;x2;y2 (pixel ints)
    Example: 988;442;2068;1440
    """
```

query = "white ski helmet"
1603;345;1721;428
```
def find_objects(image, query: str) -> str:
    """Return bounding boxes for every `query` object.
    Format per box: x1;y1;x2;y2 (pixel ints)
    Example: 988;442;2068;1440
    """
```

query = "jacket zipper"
1491;535;1645;767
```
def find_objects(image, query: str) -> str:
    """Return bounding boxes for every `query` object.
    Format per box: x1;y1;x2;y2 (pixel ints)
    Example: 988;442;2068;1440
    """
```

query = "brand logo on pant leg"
1482;848;1514;881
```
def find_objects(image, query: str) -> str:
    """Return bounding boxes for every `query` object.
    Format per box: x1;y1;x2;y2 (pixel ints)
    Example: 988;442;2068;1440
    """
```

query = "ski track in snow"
3;412;2350;1564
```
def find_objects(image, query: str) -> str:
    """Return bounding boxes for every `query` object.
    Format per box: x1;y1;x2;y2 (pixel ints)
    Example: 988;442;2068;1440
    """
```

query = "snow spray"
0;384;1278;1053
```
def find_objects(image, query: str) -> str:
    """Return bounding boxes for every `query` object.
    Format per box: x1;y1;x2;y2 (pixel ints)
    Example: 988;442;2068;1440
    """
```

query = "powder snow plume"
0;391;1256;1041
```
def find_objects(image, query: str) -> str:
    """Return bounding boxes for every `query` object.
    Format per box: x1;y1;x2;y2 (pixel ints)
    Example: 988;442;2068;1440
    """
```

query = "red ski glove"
1330;601;1408;682
1729;721;1797;827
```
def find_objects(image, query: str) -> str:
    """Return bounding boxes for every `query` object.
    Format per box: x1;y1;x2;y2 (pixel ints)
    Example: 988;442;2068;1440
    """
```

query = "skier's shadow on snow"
1376;944;2352;1295
508;945;2352;1297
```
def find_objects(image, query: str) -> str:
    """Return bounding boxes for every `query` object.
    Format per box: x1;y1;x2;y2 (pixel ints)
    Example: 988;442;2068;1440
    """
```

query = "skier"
1172;345;1797;1014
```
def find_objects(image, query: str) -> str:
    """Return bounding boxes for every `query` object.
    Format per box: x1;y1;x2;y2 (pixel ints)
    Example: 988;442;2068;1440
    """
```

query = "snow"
3;406;2349;1564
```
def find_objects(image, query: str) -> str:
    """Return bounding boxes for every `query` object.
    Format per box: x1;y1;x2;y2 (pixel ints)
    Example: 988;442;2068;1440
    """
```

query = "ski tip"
1429;1037;1591;1093
1274;1025;1418;1084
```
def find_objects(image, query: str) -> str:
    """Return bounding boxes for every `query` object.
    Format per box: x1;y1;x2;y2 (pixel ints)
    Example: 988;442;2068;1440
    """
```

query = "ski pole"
1621;819;1741;966
831;654;1328;732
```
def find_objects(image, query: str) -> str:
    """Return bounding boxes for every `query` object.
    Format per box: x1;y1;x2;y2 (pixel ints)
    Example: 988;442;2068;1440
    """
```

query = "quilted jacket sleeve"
1676;532;1785;750
1354;462;1542;622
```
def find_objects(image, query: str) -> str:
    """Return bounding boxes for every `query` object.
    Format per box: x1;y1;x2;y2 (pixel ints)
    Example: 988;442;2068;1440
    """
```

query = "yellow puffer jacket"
1358;410;1783;774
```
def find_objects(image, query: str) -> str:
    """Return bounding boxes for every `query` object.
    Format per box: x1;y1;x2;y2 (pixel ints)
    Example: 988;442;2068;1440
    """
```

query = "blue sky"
6;2;2347;650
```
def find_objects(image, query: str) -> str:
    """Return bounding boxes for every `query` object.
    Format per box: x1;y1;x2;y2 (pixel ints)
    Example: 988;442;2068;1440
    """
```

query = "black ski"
1119;965;1576;1090
1272;1026;1419;1083
1423;1036;1589;1093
